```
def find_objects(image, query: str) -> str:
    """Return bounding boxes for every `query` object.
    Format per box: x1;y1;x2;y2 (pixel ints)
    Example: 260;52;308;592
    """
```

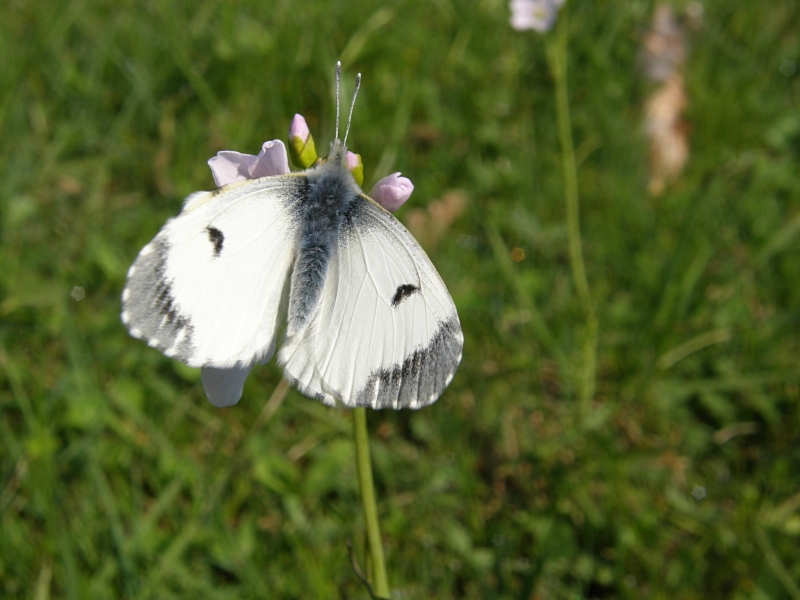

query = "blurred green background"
2;0;800;598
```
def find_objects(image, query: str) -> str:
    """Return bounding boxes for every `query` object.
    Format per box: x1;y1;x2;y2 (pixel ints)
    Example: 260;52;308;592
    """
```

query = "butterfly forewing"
122;175;306;368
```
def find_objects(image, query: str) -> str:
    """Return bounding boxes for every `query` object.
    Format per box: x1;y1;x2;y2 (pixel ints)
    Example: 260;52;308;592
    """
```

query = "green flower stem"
545;15;598;419
353;407;389;598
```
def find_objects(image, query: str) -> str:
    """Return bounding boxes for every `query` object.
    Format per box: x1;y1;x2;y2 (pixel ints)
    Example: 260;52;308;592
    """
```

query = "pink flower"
207;140;290;186
370;173;414;212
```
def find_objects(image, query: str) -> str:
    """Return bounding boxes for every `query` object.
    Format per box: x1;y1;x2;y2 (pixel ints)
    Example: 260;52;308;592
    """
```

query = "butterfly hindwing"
279;194;463;409
122;175;306;368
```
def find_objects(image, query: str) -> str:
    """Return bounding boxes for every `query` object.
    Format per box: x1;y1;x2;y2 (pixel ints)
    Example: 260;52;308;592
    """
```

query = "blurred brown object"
644;74;689;196
403;190;467;250
642;4;691;196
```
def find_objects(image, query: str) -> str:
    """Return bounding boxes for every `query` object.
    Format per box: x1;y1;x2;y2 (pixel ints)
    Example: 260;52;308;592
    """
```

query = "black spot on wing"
206;226;224;257
391;284;419;307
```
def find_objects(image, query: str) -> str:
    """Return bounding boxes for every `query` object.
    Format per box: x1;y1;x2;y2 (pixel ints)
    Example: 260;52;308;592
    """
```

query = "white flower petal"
201;366;252;407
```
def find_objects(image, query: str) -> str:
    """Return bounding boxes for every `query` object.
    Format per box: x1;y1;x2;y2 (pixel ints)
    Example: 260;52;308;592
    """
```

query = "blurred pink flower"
509;0;564;32
370;173;414;212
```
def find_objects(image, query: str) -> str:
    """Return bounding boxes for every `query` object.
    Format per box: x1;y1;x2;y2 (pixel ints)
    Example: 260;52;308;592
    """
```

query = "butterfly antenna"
335;61;342;141
343;72;361;147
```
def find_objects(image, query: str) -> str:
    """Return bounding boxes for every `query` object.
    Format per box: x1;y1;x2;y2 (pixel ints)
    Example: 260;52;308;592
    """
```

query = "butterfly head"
327;139;348;166
316;62;363;183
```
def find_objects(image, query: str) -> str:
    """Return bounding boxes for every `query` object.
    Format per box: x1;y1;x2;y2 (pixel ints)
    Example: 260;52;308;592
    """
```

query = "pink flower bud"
345;151;361;170
369;173;414;212
289;114;311;143
345;151;364;186
288;115;317;168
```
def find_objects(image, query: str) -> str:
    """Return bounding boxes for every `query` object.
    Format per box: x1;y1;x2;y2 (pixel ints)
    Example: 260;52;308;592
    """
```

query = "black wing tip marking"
206;226;224;257
391;284;420;307
351;317;463;410
122;236;197;364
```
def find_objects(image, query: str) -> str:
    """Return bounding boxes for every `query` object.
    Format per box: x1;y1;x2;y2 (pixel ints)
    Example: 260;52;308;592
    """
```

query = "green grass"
2;0;800;597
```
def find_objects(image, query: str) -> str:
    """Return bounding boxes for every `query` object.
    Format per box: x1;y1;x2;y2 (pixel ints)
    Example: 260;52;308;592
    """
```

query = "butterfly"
121;65;463;409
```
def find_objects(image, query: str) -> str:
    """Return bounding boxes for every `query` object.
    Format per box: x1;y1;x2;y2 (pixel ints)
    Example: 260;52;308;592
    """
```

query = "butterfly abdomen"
287;158;361;335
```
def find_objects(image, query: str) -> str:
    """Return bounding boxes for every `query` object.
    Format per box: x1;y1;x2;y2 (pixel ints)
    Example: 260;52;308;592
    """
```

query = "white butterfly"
121;67;463;409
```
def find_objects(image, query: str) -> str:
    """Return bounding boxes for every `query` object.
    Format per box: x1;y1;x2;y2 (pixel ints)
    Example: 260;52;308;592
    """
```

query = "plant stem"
545;15;598;419
352;407;389;598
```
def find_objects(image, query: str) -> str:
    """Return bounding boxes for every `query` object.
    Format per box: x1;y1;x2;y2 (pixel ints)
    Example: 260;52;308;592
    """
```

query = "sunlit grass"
1;0;799;598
